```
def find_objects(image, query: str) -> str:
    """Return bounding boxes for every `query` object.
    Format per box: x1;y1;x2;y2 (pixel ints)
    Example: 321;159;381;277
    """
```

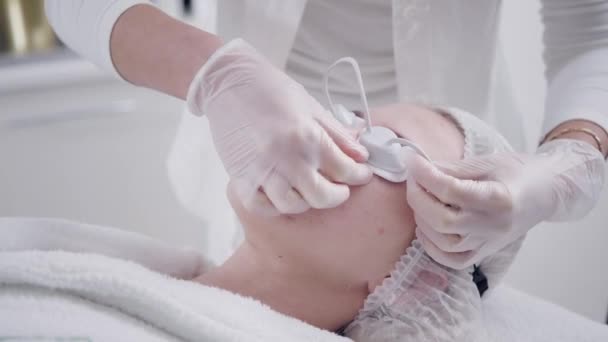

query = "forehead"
367;104;464;162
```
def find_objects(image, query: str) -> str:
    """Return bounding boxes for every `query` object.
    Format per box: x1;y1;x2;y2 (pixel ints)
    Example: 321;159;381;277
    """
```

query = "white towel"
482;286;608;342
0;217;346;342
1;217;607;341
0;217;210;278
0;250;347;342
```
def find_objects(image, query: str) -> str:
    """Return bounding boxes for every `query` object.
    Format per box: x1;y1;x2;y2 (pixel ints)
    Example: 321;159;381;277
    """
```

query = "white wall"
500;0;608;322
0;78;207;250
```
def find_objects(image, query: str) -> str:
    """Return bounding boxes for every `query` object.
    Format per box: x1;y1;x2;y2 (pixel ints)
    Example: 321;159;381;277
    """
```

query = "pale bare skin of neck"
198;242;367;330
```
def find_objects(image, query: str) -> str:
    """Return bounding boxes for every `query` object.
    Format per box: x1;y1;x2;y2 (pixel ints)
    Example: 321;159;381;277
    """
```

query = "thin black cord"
183;0;192;16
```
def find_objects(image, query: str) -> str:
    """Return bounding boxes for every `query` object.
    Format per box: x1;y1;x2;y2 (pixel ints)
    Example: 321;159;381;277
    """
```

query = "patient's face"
228;103;464;288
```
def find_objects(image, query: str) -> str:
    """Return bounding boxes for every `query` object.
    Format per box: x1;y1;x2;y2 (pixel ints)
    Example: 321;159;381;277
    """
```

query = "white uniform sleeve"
44;0;146;79
541;0;608;137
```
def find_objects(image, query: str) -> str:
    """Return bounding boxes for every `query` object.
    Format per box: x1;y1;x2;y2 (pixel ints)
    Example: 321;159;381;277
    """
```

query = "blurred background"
0;0;606;323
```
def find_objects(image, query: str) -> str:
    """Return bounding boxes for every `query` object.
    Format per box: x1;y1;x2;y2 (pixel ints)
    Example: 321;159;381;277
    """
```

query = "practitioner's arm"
45;1;222;99
45;0;371;215
110;4;222;99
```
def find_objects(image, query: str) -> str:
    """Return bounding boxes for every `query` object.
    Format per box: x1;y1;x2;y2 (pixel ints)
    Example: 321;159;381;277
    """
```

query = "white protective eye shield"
323;57;430;183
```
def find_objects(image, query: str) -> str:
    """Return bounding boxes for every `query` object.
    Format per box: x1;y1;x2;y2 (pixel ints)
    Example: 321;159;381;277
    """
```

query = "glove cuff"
536;139;606;221
535;138;604;173
186;38;252;116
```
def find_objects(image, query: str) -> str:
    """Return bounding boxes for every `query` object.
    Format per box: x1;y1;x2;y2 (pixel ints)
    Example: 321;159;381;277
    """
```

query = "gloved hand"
406;139;605;269
187;39;372;215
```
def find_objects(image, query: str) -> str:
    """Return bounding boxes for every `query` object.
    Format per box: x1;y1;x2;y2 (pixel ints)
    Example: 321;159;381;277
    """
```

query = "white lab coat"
46;0;608;150
217;0;527;149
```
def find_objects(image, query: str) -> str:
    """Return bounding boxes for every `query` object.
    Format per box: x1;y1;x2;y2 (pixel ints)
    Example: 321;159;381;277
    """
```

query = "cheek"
346;179;414;234
230;177;418;284
299;179;416;253
333;179;417;274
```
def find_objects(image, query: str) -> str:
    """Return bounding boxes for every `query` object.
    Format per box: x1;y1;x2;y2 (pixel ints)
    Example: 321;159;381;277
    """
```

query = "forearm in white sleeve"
44;0;146;79
541;0;608;137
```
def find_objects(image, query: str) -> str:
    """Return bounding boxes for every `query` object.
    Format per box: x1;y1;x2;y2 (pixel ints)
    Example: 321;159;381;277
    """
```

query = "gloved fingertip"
245;195;281;217
352;143;369;162
282;189;311;214
333;134;369;163
347;164;373;185
317;114;369;162
345;132;369;161
320;184;350;209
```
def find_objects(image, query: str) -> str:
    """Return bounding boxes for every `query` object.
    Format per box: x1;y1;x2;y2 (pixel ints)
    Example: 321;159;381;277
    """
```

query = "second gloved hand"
406;139;605;269
187;39;372;215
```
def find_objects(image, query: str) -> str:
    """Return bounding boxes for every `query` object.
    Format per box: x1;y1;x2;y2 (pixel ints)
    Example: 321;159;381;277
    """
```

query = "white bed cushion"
1;217;607;341
484;285;608;341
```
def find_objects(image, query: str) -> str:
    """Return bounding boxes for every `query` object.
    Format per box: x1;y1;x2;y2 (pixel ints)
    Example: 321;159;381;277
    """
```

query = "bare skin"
196;103;465;331
110;4;222;99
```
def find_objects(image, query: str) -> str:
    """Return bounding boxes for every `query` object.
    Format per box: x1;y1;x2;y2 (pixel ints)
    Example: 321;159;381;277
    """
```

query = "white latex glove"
187;39;372;215
406;139;605;269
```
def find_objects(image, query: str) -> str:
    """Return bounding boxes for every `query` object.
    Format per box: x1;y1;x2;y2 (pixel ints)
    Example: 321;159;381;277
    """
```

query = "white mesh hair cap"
344;107;523;341
344;240;485;342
